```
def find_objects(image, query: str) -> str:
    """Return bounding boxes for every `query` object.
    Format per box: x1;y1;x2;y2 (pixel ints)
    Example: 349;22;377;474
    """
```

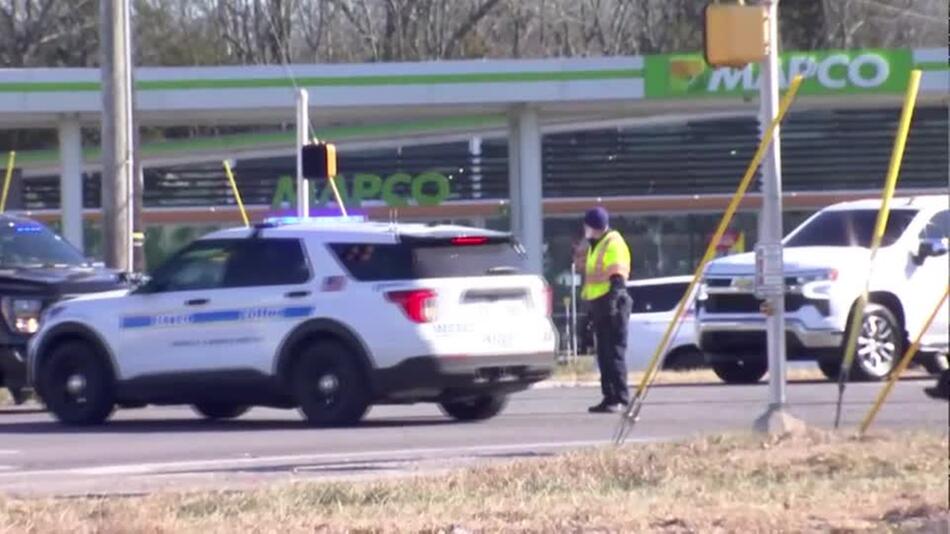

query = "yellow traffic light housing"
703;3;768;69
301;142;337;180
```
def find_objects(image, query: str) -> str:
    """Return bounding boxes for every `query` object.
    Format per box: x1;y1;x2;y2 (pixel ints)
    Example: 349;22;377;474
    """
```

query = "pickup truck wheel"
192;402;249;420
39;341;114;426
849;303;904;381
439;394;508;422
919;352;949;376
817;358;841;381
293;341;369;427
711;359;767;384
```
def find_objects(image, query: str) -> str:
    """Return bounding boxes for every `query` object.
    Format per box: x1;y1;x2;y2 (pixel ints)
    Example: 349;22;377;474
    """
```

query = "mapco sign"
271;172;451;209
645;49;912;98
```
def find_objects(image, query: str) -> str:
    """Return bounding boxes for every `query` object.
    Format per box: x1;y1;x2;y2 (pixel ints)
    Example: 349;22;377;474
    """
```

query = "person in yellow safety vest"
581;207;632;414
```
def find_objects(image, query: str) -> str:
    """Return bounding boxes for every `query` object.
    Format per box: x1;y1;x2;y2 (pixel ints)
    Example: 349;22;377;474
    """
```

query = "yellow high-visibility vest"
582;230;631;301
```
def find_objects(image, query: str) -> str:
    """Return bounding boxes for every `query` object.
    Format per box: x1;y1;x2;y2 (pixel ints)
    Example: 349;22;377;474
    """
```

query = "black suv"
0;215;124;403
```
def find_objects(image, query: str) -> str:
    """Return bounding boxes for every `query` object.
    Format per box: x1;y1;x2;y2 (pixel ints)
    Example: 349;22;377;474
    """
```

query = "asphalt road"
0;379;944;497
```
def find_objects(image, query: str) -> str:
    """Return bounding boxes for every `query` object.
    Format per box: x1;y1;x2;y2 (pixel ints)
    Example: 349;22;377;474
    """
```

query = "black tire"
292;341;369;427
711;359;767;384
192;402;249;420
919;352;949;376
38;341;114;426
817;358;841;381
847;303;905;382
663;347;706;371
439;394;508;422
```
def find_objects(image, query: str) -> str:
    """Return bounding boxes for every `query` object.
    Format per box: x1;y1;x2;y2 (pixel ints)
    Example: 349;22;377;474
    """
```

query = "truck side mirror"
915;238;949;265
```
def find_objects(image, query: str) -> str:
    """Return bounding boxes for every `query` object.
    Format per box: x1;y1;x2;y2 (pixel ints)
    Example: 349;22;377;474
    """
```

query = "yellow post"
834;69;922;428
1;151;17;213
222;160;250;228
859;287;949;435
327;176;348;217
613;75;805;444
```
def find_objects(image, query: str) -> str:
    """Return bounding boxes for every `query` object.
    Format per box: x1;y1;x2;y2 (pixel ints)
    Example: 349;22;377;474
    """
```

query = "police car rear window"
329;240;526;281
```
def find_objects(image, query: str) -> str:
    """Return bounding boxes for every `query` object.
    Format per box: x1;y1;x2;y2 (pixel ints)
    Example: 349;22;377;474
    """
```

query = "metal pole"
296;89;310;218
759;0;787;410
100;0;133;271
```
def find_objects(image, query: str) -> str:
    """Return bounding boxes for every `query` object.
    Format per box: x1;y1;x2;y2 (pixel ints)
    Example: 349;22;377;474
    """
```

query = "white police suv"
27;218;557;426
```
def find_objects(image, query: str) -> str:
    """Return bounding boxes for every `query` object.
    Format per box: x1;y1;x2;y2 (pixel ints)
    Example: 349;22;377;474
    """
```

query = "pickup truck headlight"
1;297;44;335
797;269;838;300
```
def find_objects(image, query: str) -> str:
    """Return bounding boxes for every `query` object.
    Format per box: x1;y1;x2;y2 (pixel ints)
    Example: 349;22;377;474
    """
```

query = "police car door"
216;236;314;372
114;239;263;378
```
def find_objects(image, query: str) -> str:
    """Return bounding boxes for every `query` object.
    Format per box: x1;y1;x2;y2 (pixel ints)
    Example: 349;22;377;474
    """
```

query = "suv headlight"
1;297;44;335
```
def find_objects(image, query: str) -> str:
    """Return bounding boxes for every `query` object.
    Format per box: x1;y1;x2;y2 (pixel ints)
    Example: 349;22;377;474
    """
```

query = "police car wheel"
40;341;114;426
439;394;508;422
293;341;369;427
192;402;250;420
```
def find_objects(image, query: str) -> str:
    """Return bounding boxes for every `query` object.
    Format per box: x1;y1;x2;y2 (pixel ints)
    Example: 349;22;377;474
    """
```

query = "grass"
0;430;946;533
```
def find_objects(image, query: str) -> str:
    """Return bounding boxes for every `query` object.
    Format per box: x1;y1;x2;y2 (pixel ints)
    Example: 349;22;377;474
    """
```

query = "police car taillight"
451;236;488;246
386;289;438;324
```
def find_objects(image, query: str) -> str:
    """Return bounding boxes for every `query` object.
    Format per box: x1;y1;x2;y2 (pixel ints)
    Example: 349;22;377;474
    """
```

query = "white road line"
0;438;653;478
0;450;20;456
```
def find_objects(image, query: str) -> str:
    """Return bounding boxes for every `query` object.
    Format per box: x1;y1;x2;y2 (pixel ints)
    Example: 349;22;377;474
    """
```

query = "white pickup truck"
698;195;949;384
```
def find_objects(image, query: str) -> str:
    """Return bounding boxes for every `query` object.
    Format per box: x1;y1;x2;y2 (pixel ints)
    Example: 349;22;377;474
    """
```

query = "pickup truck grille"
704;293;805;313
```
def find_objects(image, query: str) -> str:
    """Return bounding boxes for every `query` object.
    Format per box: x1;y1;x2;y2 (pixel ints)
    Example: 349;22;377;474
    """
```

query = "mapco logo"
668;56;708;94
649;49;911;98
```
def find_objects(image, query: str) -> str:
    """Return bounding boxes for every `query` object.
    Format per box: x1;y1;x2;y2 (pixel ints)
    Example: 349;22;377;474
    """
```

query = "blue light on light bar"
263;215;367;226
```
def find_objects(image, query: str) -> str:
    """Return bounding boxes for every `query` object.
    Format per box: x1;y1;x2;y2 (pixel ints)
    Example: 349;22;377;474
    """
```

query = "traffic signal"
703;3;768;68
302;142;337;180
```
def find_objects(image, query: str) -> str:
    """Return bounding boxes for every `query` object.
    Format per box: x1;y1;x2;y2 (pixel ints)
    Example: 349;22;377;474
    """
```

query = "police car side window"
223;239;311;288
145;240;234;293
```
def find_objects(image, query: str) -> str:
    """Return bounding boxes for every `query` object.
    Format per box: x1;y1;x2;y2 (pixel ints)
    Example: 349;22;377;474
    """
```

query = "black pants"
591;292;632;405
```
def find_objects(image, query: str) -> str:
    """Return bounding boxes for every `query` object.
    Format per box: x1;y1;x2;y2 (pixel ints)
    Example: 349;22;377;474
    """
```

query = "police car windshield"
0;221;86;268
784;209;918;248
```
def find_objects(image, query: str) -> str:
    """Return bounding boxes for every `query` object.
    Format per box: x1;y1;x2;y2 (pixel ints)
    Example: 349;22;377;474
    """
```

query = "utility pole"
754;0;804;433
100;0;135;272
296;89;310;218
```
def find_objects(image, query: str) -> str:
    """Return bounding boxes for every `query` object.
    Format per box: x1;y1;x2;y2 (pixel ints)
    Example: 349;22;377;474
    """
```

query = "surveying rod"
758;0;788;412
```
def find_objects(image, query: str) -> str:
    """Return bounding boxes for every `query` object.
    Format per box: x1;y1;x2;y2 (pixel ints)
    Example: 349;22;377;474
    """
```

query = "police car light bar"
262;215;367;227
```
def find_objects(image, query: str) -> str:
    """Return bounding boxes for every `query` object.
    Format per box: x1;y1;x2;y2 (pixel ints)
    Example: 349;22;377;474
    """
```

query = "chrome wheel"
855;312;899;379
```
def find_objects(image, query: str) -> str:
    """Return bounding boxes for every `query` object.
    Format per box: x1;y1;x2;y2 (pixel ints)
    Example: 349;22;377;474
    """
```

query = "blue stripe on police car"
120;306;314;329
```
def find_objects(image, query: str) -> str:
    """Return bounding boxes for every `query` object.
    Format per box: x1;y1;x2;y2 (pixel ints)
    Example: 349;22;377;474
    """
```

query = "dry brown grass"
1;430;946;533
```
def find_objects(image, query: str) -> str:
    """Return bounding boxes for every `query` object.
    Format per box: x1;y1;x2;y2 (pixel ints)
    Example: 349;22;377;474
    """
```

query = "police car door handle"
284;290;311;299
185;298;209;306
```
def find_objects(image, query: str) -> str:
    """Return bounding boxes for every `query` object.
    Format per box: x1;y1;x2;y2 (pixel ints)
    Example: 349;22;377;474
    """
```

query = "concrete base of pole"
753;405;808;435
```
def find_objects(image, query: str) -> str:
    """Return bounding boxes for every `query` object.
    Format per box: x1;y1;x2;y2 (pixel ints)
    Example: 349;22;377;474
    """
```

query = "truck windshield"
785;209;918;248
0;221;86;268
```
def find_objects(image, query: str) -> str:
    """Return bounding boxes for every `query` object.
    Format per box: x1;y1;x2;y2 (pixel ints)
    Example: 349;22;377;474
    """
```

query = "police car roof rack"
250;215;368;237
